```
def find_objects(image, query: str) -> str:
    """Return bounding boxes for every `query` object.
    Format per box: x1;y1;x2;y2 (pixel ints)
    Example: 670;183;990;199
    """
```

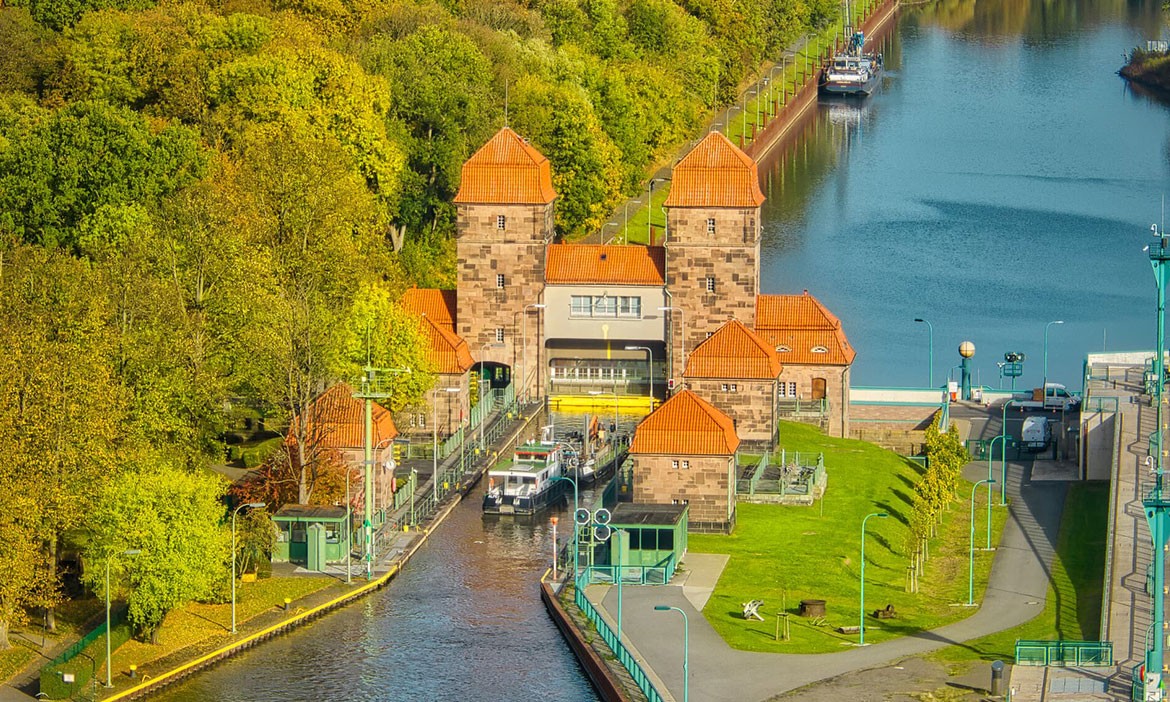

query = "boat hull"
482;480;566;516
819;70;881;96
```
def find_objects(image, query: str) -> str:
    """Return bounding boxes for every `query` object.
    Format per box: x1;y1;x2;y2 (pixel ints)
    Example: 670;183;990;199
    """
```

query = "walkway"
590;452;1068;701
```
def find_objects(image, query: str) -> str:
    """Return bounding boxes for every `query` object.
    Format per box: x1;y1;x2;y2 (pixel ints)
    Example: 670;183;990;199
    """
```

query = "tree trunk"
389;224;405;253
0;618;10;650
46;535;58;633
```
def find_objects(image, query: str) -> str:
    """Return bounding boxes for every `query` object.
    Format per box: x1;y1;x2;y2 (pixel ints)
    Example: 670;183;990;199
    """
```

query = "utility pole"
353;366;409;579
1145;223;1170;701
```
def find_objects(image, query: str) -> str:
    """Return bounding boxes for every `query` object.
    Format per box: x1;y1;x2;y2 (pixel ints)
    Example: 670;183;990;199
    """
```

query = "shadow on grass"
876;501;909;527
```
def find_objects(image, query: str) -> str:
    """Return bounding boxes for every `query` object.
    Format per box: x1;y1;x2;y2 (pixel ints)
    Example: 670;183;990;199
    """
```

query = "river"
760;0;1170;389
157;2;1168;699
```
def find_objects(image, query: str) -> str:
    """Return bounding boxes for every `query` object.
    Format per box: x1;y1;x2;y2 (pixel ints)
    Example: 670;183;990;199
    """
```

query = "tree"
83;460;231;643
0;494;57;650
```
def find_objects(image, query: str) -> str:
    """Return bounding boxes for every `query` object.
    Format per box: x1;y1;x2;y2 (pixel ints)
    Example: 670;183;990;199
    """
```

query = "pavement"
590;457;1069;702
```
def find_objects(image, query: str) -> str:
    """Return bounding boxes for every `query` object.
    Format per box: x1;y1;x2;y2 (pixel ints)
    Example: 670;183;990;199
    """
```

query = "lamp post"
602;221;619;244
433;386;461;501
623;199;642;243
231;502;265;633
105;549;141;687
520;303;546;404
478;341;505;450
1043;320;1064;388
768;63;785;114
654;605;689;702
625;345;653;407
551;475;579;579
742;88;757;142
914;318;934;387
988;433;1011;510
648;178;668;241
967;478;996;606
345;466;353;583
657;306;686;383
859;512;888;645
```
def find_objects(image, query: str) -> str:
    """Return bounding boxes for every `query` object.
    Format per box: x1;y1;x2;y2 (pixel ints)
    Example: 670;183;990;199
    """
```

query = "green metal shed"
604;503;688;585
272;505;351;572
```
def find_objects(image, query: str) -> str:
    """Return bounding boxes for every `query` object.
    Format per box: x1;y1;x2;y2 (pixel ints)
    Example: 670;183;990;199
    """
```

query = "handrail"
573;574;664;701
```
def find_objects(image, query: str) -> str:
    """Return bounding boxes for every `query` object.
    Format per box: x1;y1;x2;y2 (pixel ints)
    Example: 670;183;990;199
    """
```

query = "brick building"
628;389;740;533
682;319;783;447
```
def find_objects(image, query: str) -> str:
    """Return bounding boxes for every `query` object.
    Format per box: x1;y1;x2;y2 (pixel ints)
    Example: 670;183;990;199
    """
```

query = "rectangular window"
570;296;591;316
706;218;716;235
496;215;506;230
495;328;505;342
780;381;797;397
704;277;716;293
628;529;642;550
721;383;729;392
593;296;617;317
681;460;690;470
417;413;427;428
671;460;679;469
496;274;505;288
730;383;738;392
617;296;641;318
657;529;674;550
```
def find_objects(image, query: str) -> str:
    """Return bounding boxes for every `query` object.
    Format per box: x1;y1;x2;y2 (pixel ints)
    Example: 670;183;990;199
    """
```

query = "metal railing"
573;577;664;702
774;397;829;416
1014;639;1113;667
579;561;675;586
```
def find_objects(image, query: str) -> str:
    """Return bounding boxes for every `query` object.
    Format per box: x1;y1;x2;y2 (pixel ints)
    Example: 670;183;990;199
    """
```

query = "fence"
1014;640;1113;667
573;578;664;702
579;561;675;586
40;610;129;700
738;451;825;497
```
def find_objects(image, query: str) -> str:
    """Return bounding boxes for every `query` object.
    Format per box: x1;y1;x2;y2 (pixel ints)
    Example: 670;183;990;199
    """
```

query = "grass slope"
689;422;1008;653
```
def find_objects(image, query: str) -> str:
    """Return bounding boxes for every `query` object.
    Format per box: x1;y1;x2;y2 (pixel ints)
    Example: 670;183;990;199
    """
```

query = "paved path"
592;458;1068;702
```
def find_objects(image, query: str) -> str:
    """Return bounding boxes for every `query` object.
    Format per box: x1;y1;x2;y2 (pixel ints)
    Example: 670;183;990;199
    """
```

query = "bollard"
128;665;137;679
990;659;1005;696
283;597;292;611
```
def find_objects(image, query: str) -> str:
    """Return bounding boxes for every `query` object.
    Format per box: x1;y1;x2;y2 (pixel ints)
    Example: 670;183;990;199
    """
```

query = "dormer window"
776;345;791;353
496;215;507;230
811;345;829;354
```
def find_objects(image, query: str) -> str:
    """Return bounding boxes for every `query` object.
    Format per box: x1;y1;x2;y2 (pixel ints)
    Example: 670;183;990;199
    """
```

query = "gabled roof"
663;132;765;209
420;315;475;375
453;127;557;205
402;288;456;333
683;320;783;379
755;291;856;366
287;383;397;451
629;390;740;456
545;244;666;286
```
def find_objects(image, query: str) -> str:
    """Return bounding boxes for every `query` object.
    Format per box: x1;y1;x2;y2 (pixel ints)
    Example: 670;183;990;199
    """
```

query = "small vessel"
482;442;567;515
820;31;882;97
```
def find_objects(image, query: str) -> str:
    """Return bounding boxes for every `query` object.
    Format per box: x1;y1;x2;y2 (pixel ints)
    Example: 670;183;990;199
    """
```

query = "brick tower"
453;128;556;398
663;132;765;380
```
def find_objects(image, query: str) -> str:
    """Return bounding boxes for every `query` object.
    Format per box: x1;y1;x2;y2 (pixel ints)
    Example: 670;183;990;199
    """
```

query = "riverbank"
1120;50;1170;95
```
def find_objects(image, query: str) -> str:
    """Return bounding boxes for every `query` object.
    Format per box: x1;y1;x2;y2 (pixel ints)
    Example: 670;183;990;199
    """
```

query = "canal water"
760;0;1170;389
158;2;1169;699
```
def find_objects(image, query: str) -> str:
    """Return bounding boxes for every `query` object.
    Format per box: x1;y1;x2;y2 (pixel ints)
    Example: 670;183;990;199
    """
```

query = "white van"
1021;416;1052;451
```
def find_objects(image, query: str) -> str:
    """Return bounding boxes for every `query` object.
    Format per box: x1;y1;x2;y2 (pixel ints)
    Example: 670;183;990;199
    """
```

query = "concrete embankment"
541;581;636;702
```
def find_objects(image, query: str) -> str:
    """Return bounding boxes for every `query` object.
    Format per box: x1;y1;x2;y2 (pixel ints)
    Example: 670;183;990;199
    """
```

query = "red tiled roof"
453;127;556;205
402;288;456;333
628;390;740;456
683;320;782;379
420;316;475;375
663;132;765;208
545;244;665;286
755;292;856;365
287;383;397;451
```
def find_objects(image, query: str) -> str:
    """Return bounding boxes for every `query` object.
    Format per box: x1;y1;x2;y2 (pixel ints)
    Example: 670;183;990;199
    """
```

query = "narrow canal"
159;2;1169;699
760;0;1170;388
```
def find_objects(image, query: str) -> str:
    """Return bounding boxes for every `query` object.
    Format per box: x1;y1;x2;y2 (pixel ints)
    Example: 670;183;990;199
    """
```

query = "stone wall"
631;453;735;532
684;377;777;443
776;363;850;437
456;202;553;399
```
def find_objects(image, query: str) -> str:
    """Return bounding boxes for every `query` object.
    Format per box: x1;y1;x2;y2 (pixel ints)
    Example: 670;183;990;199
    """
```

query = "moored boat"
482;442;567;515
820;31;882;97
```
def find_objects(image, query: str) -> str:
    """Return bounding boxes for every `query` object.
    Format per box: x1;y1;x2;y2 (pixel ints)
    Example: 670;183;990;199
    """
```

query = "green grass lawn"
689;422;1008;653
931;482;1108;664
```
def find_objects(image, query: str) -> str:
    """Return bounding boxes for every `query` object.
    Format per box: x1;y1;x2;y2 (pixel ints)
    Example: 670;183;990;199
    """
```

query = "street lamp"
520;303;546;404
967;478;996;606
602;221;619;244
741;88;757;142
623;199;642;243
768;63;785;114
433;386;461;500
625;345;654;407
914;318;934;387
551;475;579;578
1043;320;1064;388
478;341;505;450
231;502;265;633
105;548;141;687
999;400;1015;505
648;178;668;241
657;306;686;382
654;605;689;702
859;512;888;645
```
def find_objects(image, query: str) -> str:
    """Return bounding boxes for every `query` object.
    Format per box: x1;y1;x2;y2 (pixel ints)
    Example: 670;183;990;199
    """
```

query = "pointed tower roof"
663;132;765;208
628;389;740;456
683;319;783;379
453;127;557;205
755;291;856;365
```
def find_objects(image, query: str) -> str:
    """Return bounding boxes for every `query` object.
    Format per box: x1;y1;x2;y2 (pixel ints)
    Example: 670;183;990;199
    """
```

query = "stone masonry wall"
456;202;553;398
776;363;850;437
632;453;735;531
684;378;777;443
